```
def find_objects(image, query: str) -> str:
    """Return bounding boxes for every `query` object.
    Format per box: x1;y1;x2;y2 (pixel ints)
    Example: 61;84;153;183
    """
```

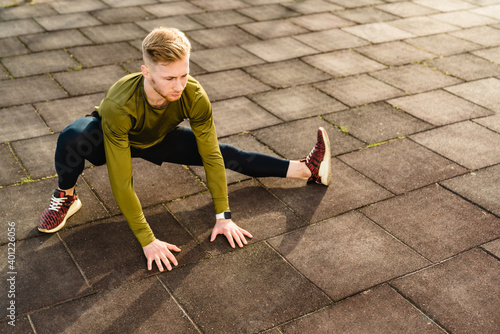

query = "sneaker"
38;189;82;233
301;127;331;186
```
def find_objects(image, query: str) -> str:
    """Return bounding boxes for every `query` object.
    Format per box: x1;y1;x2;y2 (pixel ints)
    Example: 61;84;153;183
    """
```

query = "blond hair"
142;27;191;66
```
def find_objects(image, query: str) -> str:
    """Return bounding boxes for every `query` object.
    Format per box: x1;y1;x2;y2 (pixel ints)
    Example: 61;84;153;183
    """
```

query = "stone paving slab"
0;75;66;108
0;105;50;141
474;113;500;133
90;6;153;24
335;6;399;24
355;41;436;66
376;2;439;17
2;49;80;78
167;180;306;256
241;37;318;62
187;9;254;28
19;30;93;52
289;12;355;30
239;19;308;40
339;138;467;194
411;121;500;170
158;242;331;334
269;211;429;301
186;26;259;49
426;53;500;81
30;276;199;333
445;77;500;112
361;184;500;262
342;22;415;43
34;12;102;31
431;10;499;28
59;205;208;291
449;26;500;47
0;143;25;187
391;249;500;334
237;4;299;21
441;164;500;216
10;135;58;180
482;238;500;258
0;19;44;38
280;284;443;333
0;177;109;243
387;16;460;36
0;37;29;58
405;33;482;56
68;42;142;67
294;28;370;52
191;46;265;72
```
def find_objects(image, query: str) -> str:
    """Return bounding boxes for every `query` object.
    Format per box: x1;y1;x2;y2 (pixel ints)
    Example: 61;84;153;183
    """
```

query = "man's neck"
143;78;168;108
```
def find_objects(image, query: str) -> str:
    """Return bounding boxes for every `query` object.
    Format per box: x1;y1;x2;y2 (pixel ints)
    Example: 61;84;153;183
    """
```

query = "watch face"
224;211;231;219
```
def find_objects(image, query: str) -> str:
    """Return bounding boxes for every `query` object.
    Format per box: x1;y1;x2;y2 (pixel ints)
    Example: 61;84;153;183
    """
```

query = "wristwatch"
216;211;231;220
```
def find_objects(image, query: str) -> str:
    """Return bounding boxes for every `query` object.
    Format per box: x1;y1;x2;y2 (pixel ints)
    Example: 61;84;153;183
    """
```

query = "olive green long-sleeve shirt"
97;73;228;247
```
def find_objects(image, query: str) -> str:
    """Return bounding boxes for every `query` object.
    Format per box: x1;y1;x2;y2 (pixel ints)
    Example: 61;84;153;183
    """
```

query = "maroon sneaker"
301;127;331;186
38;189;82;233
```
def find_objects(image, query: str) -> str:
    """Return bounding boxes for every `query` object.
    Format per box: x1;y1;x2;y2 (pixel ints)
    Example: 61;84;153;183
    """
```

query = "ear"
141;64;150;80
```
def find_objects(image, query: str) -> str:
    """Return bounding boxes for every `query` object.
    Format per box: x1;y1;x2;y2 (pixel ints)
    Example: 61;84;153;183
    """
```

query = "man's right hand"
142;239;181;272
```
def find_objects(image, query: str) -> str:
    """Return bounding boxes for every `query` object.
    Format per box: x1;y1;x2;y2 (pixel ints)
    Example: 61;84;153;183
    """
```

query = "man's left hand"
210;219;253;248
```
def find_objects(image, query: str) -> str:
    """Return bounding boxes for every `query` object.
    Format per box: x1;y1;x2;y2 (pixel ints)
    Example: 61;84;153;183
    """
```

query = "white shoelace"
48;196;67;211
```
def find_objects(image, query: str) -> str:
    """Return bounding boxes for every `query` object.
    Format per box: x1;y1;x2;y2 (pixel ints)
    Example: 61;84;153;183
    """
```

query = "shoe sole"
38;198;82;233
317;127;331;186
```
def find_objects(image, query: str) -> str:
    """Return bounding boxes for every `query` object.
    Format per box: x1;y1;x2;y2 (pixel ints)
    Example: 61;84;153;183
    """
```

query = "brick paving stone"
426;53;500;81
391;249;500;334
53;65;126;96
315;75;404;107
342;22;415;43
282;0;342;14
0;19;44;38
324;102;431;144
240;20;308;40
0;3;56;20
441;164;500;216
0;234;92;315
2;50;80;78
167;180;306;255
69;42;142;67
59;205;207;290
186;26;259;48
355;41;435;66
389;90;493;126
289;12;355;30
371;64;462;94
237;4;299;20
445;77;500;112
362;185;500;262
0;143;25;187
80;23;146;43
330;0;384;7
303;50;386;78
482;238;500;258
241;37;318;62
471;3;500;19
34;93;105;133
51;0;108;14
474;113;500;133
19;30;92;52
191;0;249;11
0;75;66;108
187;10;254;28
294;29;370;52
0;316;34;333
191;46;265;72
83;160;205;215
159;242;331;333
196;69;271;101
30;277;199;333
0;105;50;141
259;160;392;223
405;33;481;56
142;2;204;18
251;85;346;121
211;97;282;137
136;15;203;33
0;177;109;243
431;10;499;28
35;13;102;31
245;59;330;89
11;135;58;180
376;2;438;17
450;26;500;46
388;17;460;36
412;121;500;170
335;7;399;24
339;138;467;194
254;117;364;159
269;211;429;300
101;0;156;7
0;37;28;58
413;0;476;11
472;46;500;63
90;6;153;24
189;133;282;184
280;284;443;334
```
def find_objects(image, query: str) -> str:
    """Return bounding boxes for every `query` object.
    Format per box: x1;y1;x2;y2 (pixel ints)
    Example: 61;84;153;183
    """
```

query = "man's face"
144;57;190;103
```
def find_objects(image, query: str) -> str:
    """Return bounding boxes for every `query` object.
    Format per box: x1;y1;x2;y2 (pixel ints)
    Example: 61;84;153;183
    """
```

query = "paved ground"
1;0;500;333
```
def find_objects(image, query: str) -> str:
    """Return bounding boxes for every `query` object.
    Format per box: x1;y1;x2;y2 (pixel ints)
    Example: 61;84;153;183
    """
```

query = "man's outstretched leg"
38;115;105;233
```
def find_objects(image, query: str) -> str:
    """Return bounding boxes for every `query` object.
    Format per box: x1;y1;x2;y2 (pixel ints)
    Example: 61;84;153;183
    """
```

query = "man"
38;27;331;272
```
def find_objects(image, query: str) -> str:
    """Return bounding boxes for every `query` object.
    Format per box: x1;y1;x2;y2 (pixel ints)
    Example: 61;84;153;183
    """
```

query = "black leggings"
55;115;290;189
